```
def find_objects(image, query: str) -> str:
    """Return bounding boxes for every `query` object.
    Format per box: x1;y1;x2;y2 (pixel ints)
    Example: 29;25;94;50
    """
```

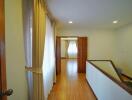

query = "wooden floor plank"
48;59;96;100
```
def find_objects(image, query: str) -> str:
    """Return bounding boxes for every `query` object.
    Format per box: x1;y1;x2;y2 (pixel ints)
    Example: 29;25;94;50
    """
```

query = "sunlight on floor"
67;60;77;76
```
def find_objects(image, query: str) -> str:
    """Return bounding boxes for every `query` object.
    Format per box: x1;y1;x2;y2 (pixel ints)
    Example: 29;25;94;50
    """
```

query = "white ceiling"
46;0;132;29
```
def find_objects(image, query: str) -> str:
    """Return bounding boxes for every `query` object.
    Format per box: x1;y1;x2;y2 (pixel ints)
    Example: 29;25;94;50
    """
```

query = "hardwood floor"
48;59;96;100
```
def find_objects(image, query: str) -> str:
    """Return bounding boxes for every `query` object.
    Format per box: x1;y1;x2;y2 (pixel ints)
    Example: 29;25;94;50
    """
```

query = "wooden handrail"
109;60;124;82
87;60;132;95
88;60;123;82
121;73;132;80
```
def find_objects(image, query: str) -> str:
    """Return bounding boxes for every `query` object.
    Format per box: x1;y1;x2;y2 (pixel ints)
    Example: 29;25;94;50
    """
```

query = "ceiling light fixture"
68;21;73;24
113;20;118;24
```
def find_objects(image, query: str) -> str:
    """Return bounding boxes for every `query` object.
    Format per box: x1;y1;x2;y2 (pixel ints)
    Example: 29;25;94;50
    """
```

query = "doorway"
61;37;78;59
56;36;87;75
61;37;78;75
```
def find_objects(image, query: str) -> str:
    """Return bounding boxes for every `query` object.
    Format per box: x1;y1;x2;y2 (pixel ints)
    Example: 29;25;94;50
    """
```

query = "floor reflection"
66;59;78;78
61;59;78;79
48;59;96;100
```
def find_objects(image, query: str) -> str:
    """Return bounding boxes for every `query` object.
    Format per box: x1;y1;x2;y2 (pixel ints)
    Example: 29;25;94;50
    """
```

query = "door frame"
0;0;7;100
77;37;87;73
56;36;61;75
56;36;79;75
56;36;88;75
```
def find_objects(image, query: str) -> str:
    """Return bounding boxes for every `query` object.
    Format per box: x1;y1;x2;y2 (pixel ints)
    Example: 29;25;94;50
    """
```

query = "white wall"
5;0;28;100
58;26;132;76
86;62;132;100
114;24;132;77
61;40;67;57
58;29;116;60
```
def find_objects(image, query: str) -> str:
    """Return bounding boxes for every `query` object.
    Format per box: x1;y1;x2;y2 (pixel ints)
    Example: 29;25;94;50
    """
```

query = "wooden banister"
87;60;132;95
121;73;132;80
88;60;123;82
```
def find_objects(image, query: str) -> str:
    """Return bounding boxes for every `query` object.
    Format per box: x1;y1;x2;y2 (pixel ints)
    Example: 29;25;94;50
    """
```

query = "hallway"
48;59;96;100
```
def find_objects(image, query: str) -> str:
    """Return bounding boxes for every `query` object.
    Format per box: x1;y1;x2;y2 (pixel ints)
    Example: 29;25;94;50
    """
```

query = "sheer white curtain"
43;16;55;99
23;0;32;68
68;40;78;58
23;0;33;99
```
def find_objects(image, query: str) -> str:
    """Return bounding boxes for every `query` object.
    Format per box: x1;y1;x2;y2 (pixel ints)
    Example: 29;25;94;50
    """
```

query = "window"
68;41;78;58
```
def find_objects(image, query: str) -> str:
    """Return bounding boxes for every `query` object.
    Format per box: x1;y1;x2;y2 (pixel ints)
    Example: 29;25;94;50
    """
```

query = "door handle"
0;89;13;97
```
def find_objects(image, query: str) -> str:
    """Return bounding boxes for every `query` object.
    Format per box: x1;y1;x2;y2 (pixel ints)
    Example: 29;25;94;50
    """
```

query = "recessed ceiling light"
68;21;73;24
113;20;118;24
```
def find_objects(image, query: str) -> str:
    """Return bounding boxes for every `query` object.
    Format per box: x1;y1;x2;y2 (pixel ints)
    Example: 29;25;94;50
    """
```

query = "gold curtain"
32;0;46;99
33;0;46;73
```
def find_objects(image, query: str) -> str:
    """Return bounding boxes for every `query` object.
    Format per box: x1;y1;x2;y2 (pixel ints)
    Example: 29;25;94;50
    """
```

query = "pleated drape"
24;0;56;99
32;0;46;73
32;0;46;99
